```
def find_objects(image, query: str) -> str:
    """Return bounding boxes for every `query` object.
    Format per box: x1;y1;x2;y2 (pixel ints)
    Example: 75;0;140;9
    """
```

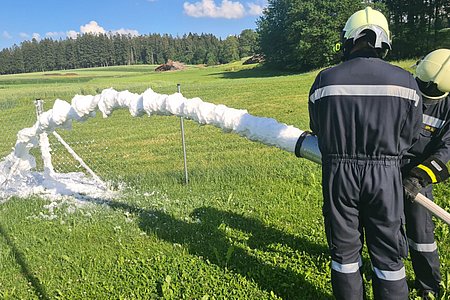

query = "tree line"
0;30;258;75
0;0;448;74
257;0;449;70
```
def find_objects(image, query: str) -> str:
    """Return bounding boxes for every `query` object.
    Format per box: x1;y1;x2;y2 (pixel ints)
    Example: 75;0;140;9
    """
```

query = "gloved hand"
409;156;449;186
403;176;422;202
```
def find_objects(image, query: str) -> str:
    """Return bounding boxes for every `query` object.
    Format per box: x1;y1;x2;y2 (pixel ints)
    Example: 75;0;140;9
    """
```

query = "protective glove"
409;156;449;186
403;176;422;202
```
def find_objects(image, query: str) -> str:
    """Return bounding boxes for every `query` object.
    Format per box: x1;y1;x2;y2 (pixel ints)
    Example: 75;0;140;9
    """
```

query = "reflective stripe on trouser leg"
331;258;362;273
331;269;364;300
360;162;409;300
409;246;441;293
408;238;437;253
405;186;441;293
331;258;364;300
372;266;408;300
322;162;366;300
372;266;406;281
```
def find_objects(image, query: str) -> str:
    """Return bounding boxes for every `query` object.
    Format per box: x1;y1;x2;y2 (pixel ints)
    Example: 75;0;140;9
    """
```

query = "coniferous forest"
0;0;448;74
0;30;258;75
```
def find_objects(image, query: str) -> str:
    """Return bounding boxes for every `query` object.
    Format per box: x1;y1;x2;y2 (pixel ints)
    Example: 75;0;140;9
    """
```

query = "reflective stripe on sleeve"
309;85;420;106
331;258;362;274
417;164;438;183
423;114;445;129
372;266;406;281
408;238;438;252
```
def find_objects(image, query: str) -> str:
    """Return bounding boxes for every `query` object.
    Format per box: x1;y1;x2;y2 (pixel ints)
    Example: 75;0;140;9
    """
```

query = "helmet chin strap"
342;39;387;61
421;91;449;101
417;78;448;100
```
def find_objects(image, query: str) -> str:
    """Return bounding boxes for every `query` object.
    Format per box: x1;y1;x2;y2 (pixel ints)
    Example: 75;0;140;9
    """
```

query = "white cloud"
73;21;139;37
184;0;245;19
111;28;139;36
67;30;78;39
16;21;139;45
46;31;67;39
184;0;266;18
80;21;106;35
2;31;12;39
247;2;265;15
32;33;41;41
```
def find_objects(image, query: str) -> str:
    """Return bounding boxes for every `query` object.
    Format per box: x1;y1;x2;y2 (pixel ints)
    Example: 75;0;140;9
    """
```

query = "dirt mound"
155;60;185;72
243;54;265;65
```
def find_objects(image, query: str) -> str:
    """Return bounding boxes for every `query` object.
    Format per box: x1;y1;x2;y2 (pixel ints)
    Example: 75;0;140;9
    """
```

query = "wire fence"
0;98;42;166
0;99;147;189
0;92;192;193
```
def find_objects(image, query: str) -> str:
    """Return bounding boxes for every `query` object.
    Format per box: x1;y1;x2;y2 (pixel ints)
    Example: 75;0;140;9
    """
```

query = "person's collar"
347;49;380;60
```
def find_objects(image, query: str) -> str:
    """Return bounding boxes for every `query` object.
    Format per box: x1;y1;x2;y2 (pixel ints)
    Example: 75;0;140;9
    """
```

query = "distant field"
0;59;449;299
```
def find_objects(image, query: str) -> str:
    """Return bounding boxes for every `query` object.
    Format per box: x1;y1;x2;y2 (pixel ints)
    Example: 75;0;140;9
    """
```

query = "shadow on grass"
0;223;50;300
211;65;299;79
100;199;332;299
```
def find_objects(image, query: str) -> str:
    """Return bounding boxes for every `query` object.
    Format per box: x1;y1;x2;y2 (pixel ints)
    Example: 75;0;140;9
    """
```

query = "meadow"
0;60;449;299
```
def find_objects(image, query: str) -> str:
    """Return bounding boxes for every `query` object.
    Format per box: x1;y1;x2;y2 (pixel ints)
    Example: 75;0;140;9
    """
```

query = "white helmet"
342;7;391;55
416;49;450;99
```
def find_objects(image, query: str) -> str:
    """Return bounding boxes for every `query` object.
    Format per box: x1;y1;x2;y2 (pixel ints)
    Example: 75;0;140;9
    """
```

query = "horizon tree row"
3;0;447;74
0;30;259;75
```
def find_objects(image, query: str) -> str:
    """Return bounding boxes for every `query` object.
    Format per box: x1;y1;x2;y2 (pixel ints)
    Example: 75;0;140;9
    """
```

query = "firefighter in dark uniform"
308;7;423;299
402;49;450;299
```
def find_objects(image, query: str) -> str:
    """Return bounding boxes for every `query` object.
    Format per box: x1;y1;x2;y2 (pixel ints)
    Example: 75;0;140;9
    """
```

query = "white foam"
0;87;304;201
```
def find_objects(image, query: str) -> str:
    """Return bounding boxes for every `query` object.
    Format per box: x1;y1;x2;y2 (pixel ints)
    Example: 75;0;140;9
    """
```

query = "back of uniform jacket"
309;55;422;159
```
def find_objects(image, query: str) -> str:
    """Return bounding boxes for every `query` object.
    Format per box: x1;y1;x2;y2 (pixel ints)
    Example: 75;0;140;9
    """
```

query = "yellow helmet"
342;7;391;50
416;48;450;99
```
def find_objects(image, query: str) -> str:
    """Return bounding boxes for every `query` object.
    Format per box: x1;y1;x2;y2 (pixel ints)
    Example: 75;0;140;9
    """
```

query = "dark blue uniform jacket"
402;95;450;173
309;52;422;161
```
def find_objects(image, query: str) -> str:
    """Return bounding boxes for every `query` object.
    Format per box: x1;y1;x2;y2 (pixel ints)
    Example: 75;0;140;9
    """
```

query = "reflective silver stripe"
408;238;438;252
309;85;420;106
431;160;443;171
423;114;445;129
373;266;406;281
331;258;362;274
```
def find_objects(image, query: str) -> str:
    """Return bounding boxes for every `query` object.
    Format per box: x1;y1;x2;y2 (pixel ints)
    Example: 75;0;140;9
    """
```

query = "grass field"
0;60;449;299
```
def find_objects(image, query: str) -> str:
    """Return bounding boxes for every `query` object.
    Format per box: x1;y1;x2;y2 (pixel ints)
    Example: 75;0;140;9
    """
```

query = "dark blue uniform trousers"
405;185;441;294
322;157;409;300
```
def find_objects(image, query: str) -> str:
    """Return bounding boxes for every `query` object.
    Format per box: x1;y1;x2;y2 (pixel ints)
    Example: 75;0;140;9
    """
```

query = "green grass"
0;59;447;299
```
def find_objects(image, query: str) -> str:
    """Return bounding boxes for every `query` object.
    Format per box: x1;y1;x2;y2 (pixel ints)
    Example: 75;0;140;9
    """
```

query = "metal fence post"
178;84;189;184
34;99;55;177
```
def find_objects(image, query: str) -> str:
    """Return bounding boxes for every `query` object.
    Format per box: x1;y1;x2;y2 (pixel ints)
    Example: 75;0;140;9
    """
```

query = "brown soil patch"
155;60;185;72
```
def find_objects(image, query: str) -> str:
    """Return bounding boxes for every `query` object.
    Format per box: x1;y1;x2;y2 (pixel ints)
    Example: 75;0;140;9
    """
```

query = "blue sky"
0;0;267;50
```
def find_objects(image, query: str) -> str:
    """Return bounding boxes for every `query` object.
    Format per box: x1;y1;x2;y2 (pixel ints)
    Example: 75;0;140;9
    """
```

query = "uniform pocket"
420;127;433;138
424;189;435;233
397;217;408;259
425;210;435;233
322;204;336;252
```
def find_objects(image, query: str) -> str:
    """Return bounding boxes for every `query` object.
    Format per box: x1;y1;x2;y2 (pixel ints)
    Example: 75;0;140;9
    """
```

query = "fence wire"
2;100;171;188
0;98;40;164
0;95;190;192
